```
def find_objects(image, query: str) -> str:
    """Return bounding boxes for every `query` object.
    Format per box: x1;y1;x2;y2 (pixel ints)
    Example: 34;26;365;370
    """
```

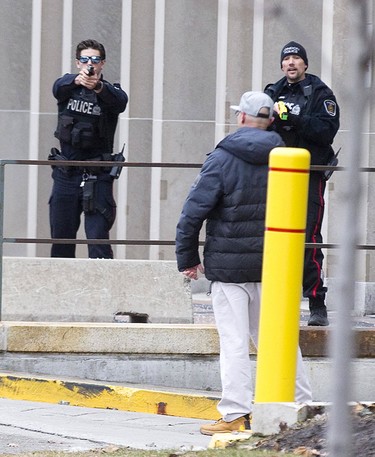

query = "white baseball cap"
230;91;274;119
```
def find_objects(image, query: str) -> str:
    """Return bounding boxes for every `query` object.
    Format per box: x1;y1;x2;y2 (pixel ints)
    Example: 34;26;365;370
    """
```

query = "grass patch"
0;449;296;457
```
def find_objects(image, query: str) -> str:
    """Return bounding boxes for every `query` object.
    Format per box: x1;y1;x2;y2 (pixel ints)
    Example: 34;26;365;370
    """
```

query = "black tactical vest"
54;87;106;153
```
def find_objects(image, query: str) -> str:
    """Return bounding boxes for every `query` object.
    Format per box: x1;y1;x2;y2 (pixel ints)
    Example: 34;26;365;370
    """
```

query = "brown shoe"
200;415;251;436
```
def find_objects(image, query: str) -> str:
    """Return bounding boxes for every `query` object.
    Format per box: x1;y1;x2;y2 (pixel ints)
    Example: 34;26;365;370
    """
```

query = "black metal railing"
1;159;374;249
0;158;373;319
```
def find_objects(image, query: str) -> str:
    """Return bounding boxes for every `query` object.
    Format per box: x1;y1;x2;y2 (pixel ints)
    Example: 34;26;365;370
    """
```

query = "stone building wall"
0;0;374;288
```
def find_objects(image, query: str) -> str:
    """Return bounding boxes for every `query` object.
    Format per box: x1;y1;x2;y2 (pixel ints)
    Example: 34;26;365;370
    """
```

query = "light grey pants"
211;281;312;422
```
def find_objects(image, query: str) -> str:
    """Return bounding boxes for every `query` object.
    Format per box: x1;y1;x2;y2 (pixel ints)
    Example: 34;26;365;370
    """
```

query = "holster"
48;148;71;174
324;147;341;181
82;176;97;213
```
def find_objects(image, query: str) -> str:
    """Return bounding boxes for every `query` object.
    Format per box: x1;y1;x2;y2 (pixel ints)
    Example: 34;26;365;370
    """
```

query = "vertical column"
252;0;264;91
320;0;334;277
321;0;333;85
62;0;73;74
27;0;42;257
149;0;165;259
115;0;132;259
214;0;228;144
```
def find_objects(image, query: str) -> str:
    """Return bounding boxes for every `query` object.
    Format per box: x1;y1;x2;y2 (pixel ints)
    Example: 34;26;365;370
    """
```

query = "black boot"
308;299;329;326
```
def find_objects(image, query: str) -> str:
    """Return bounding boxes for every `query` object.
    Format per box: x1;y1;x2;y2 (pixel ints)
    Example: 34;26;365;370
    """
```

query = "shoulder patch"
324;100;337;116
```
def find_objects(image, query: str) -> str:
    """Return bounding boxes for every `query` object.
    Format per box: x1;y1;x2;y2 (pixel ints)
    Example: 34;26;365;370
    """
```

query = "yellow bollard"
254;147;310;402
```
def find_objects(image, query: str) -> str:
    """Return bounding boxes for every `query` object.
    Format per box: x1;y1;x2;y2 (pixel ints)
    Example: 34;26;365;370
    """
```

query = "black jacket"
175;127;284;283
53;73;128;160
265;74;340;166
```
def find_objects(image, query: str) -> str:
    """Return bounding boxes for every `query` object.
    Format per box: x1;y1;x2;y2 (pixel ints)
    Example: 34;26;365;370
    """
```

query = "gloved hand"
277;101;289;120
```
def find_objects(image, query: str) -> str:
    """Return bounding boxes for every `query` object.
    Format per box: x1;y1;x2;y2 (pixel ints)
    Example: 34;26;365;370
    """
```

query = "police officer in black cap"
49;39;128;259
265;41;340;326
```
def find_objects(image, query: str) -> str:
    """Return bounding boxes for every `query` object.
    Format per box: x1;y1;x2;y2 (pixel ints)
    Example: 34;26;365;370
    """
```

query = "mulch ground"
249;403;375;456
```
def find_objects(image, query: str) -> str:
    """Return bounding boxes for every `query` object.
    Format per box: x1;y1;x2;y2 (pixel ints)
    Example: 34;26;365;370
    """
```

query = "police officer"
265;41;340;326
49;39;128;258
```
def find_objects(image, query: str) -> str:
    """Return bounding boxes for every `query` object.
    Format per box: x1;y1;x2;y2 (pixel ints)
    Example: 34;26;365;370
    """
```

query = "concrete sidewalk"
0;398;212;453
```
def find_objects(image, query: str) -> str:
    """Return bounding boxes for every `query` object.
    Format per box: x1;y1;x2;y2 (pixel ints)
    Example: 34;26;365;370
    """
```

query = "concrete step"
0;322;374;403
1;259;373;416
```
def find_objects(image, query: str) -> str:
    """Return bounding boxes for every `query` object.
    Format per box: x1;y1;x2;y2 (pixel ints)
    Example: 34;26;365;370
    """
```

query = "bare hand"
75;69;99;90
182;264;205;280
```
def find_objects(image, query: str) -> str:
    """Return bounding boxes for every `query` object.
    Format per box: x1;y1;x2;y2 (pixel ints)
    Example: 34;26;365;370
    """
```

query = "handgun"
87;65;95;76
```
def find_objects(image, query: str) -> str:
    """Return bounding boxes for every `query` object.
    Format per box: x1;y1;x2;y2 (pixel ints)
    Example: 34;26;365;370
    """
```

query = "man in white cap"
176;91;312;435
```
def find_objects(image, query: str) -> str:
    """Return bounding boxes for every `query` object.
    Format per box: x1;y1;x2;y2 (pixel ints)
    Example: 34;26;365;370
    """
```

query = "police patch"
324;100;337;116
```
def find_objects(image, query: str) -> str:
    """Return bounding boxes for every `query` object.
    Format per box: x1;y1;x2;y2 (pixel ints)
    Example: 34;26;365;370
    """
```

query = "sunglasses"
78;56;102;64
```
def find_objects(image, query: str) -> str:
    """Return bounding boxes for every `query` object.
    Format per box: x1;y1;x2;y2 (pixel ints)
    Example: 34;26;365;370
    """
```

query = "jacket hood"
215;127;284;165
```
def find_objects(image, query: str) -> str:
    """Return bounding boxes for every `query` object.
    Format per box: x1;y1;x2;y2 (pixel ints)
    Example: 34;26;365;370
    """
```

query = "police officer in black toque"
265;41;340;326
49;39;128;258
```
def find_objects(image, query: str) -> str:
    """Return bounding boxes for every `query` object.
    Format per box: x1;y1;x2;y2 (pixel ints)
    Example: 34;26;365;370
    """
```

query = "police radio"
110;143;126;179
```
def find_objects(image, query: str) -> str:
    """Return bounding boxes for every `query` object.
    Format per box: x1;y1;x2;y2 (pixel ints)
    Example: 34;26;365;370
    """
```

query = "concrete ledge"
2;257;192;323
1;322;373;358
299;327;375;358
0;322;220;354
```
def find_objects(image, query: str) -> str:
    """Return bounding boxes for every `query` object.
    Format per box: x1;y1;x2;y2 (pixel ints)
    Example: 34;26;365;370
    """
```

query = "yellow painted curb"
0;373;219;420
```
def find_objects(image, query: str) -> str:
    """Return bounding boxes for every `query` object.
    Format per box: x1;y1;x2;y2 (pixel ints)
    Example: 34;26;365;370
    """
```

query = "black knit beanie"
280;41;308;68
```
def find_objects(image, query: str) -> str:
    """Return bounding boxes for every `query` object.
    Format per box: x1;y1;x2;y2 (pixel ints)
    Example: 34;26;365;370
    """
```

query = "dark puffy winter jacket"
265;74;340;165
175;126;284;283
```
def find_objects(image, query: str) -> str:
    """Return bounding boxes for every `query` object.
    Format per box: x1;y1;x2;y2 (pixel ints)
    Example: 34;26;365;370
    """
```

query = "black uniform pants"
303;174;327;302
49;168;116;258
